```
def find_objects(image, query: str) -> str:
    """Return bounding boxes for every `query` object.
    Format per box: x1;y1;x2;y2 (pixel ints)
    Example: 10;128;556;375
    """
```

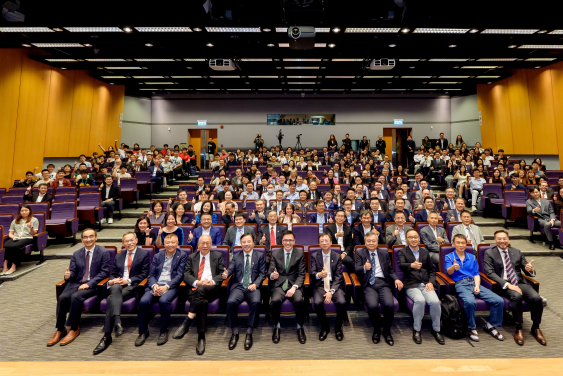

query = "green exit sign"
197;120;207;126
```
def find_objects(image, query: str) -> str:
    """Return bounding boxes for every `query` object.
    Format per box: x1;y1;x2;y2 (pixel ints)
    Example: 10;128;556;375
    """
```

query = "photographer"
253;134;264;152
342;133;352;153
277;129;284;148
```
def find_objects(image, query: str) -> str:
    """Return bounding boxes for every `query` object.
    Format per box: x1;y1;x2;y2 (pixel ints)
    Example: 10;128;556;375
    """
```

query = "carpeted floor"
1;256;562;361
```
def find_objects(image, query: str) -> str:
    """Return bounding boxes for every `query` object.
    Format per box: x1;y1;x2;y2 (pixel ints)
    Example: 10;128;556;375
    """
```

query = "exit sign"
394;119;403;125
197;120;207;126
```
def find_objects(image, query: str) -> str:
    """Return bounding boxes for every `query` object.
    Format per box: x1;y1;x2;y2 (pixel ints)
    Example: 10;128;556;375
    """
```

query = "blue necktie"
369;252;376;285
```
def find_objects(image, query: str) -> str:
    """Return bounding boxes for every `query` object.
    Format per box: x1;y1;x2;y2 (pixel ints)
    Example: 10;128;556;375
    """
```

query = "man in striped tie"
223;233;266;350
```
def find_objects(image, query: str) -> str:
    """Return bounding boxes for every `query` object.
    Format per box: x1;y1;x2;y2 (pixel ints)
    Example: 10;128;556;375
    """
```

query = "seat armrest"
139;278;147;287
479;272;496;285
56;279;67;287
350;273;360;287
262;276;269;287
222;277;230;287
304;273;310;287
343;272;352;286
436;272;454;285
97;278;109;287
180;281;186;287
435;277;446;298
523;275;540;292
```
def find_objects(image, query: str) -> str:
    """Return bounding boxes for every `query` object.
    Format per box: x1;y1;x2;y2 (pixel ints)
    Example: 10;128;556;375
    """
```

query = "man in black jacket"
99;175;120;224
405;135;416;169
23;183;52;204
375;135;386;155
325;210;355;274
342;134;352;153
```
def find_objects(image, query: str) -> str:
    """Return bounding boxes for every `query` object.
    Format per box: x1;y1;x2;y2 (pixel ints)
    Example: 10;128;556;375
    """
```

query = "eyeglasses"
82;235;96;240
407;236;419;240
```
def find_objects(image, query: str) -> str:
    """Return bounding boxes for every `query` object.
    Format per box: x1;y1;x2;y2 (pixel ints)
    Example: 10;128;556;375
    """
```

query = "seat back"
229;223;258;236
178;224;195;244
1;195;24;204
34;212;46;232
8;188;28;195
0;204;20;217
438;244;474;273
504;190;526;206
79;186;99;193
51;201;77;220
27;203;50;218
208;245;230;268
54;193;77;202
135;172;151;184
120;178;138;191
476;243;493;273
415;222;445;234
0;214;14;232
482;183;504;199
179;184;196;192
105;246;118;275
55;187;76;194
212;223;226;243
446;222;461;241
78;193;101;207
317;184;331;193
292;223;320;246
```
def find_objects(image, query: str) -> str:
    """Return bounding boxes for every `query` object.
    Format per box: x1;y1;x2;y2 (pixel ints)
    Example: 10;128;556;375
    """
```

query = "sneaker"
100;218;107;224
108;218;113;224
541;296;547;307
468;328;479;342
471;206;477;211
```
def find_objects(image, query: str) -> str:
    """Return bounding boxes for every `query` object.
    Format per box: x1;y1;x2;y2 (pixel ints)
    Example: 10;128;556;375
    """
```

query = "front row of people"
47;226;546;356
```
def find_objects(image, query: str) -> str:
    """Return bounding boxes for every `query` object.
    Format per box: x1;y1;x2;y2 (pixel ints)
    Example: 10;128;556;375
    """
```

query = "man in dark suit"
419;212;449;265
221;202;237;227
436;133;448;150
269;231;307;344
446;197;466;224
353;210;384;246
173;235;224;355
526;186;561;250
355;232;403;346
375;135;386;155
249;199;269;227
311;233;346;341
148;159;164;193
341;199;360;225
23;183;52;203
189;213;223;247
325;209;355;274
415;197;442;223
439;187;458;211
257;211;285;263
269;190;288;215
306;200;333;229
484;230;545;346
386;198;414;223
47;229;110;347
93;232;150;355
368;199;386;225
223;212;255;251
99;175;120;224
307;181;322;202
398;230;444;345
428;152;446;184
223;233;267;350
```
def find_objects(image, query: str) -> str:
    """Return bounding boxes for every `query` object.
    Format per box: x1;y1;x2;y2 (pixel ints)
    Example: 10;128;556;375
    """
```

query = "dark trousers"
137;287;178;334
151;177;163;192
4;238;34;267
102;200;115;219
103;284;137;333
313;287;346;330
501;283;543;326
226;286;261;329
56;287;97;331
270;286;305;326
187;285;220;333
407;152;414;168
341;255;355;275
364;278;395;334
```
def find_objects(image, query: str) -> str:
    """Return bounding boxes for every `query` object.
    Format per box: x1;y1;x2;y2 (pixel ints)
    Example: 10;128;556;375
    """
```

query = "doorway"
382;128;412;168
188;129;218;169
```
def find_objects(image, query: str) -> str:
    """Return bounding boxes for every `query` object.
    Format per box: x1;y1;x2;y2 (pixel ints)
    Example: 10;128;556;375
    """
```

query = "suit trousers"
226;286;261;329
501;283;543;326
102;200;115;219
151;176;163;193
270;286;305;326
56;287;97;331
313;287;346;330
406;284;441;332
538;219;561;242
3;238;34;267
137;287;179;334
429;251;440;265
341;255;356;276
187;285;220;333
103;284;137;333
364;277;395;334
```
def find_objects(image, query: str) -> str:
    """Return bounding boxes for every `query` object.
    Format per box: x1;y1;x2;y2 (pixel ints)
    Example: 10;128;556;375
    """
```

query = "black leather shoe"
93;336;112;355
157;331;169;346
432;330;445;345
244;333;253;350
335;329;344;341
372;329;380;344
135;331;149;347
297;328;307;344
384;332;394;346
114;323;124;337
196;336;206;355
549;243;555;250
228;334;239;350
173;320;190;339
272;328;281;344
413;330;422;344
319;330;329;341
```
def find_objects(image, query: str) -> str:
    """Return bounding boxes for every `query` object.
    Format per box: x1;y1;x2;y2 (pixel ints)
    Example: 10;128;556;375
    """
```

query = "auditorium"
2;1;563;375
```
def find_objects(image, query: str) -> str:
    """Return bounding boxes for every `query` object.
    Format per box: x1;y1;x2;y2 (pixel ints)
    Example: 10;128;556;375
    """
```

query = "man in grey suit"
268;190;288;216
446;197;466;224
527;186;561;250
385;212;414;247
223;212;255;252
388;188;412;212
440;187;458;212
451;210;484;251
419;212;449;264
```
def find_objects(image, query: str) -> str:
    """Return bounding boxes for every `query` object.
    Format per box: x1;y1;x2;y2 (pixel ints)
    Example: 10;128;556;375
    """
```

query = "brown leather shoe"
60;328;80;346
514;329;524;346
531;328;546;346
47;329;67;347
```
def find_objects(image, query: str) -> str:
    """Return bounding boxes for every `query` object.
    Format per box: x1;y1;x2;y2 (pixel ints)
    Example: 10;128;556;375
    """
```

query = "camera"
298;134;303;136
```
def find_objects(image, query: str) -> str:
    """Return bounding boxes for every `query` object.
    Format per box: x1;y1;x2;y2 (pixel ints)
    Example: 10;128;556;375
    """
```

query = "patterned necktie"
270;226;276;245
127;252;133;274
193;256;205;291
242;254;251;289
466;226;477;248
369;252;376;285
82;251;90;283
282;252;290;291
503;250;518;286
323;254;330;292
311;191;315;200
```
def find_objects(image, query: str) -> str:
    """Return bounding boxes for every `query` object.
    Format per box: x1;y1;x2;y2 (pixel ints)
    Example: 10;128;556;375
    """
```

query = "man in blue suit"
249;199;269;227
415;197;443;223
148;159;164;193
223;233;267;350
306;200;333;232
135;233;187;347
188;213;223;247
47;229;110;347
368;198;386;225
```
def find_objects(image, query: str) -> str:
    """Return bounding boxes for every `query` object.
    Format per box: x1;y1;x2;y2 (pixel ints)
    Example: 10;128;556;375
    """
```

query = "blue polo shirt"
444;251;479;282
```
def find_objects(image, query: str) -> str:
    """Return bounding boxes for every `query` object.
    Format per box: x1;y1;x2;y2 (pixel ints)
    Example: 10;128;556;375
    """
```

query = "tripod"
294;136;302;150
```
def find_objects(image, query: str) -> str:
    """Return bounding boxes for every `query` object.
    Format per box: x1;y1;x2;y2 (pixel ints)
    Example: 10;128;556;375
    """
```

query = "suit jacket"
310;250;343;292
446;209;463;223
307;189;322;201
147;248;187;290
484;245;535;287
430;158;446;171
184;250;224;287
386;208;412;223
226;250;267;290
385;224;414;247
436;138;449;150
419;225;448;254
148;165;164;178
353;223;384;246
223;225;255;250
131;165;148;176
349;199;364;212
526;198;556;221
306;211;331;224
398;246;436;289
375;140;386;154
110;247;150;285
451;223;485;245
64;245;110;291
342;211;360;226
388;199;412;212
268;247;306;289
355;247;398;289
250;210;269;227
415;209;435;223
256;223;286;263
440;197;457;212
368;211;386;225
539;188;553;199
268;200;288;214
190;226;223;248
24;192;53;203
100;184;120;201
221;214;234;227
325;223;354;256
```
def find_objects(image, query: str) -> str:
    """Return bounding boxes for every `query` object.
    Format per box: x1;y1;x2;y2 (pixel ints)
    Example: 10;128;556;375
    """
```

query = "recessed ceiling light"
537;30;548;34
133;76;164;78
487;82;492;84
263;28;271;32
525;58;556;61
31;43;84;47
389;44;396;47
469;29;479;33
401;28;410;33
184;58;206;61
315;43;326;47
193;27;202;32
52;28;63;32
477;58;517;61
519;45;563;49
535;66;541;69
135;27;192;32
429;58;468;61
409;66;415;69
205;27;261;32
123;27;132;32
60;67;67;70
449;44;457;48
22;44;31;47
345;28;400;33
332;27;341;33
64;27;123;32
86;59;125;62
46;59;77;62
84;43;92;47
267;43;275;47
0;27;54;32
332;58;363;61
206;42;214;47
135;59;175;62
482;29;538;34
278;43;290;47
460;66;498;69
325;76;355;78
328;43;336;48
413;28;469;34
110;82;114;85
283;58;322;61
102;76;127;78
145;43;153;47
508;45;518;48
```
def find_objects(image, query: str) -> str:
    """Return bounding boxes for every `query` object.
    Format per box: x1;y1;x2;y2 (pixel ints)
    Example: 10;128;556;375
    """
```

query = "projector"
288;26;316;50
369;59;396;70
209;59;236;71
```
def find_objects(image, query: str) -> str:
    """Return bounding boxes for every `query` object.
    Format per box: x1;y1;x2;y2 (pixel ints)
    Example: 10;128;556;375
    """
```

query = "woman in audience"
62;164;73;179
459;144;469;157
148;200;166;225
422;136;431;149
218;191;238;214
155;213;184;247
1;205;39;275
135;216;156;246
454;135;464;149
132;143;140;154
554;188;563;218
298;156;307;170
465;155;475;170
278;203;301;230
288;170;298;186
211;170;226;186
327;135;338;151
519;159;528;171
474;142;484;154
476;165;488;179
534;158;547;173
489;169;506;185
454;164;470;197
194;200;219;225
193;189;215;212
394;176;405;191
522;170;539;185
373;150;383;161
287;160;297;173
496;163;508;179
444;159;455;188
98;144;115;158
517;170;527;185
341;169;353;185
323;191;337;212
312;155;321;168
323;169;338;187
172;202;190;224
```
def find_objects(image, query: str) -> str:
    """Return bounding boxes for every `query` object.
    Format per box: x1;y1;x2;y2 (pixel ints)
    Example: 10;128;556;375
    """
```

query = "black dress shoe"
93;336;112;355
157;331;169;346
432;330;445;345
196;336;206;355
229;334;239;350
413;330;422;344
549;243;555;250
114;323;124;337
244;333;253;350
319;330;329;341
372;329;380;344
335;329;344;341
173;320;190;339
384;332;394;346
272;328;281;344
135;331;149;347
297;328;307;344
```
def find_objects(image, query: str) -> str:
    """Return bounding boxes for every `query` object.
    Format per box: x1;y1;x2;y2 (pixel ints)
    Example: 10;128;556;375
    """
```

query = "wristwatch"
330;289;335;294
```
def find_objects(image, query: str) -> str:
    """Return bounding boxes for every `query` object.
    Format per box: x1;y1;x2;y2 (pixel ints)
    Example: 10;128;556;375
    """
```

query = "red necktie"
193;256;205;291
127;252;133;274
270;226;276;245
542;192;545;198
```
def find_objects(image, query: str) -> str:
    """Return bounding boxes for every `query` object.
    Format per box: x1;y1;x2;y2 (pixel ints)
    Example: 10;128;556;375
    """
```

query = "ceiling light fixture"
389;44;396;47
345;28;400;33
477;58;517;61
135;27;192;32
52;28;63;32
144;82;176;84
283;58;322;61
184;58;206;61
133;76;164;78
363;76;394;78
123;27;132;32
64;27;123;32
267;43;275;47
84;43;92;47
206;42;214;47
171;76;202;78
135;59;175;61
548;30;563;34
469;29;479;33
537;30;548;34
0;27;53;32
31;43;84;47
325;76;355;78
328;43;336;48
206;27;261;32
413;28;469;34
332;27;341;33
209;76;240;78
104;67;143;69
332;58;363;61
439;76;470;78
46;59;77;62
481;29;538;34
263;28;271;32
315;43;327;47
508;45;518;48
60;67;67;70
409;66;415;69
102;76;127;78
22;44;31;47
401;76;432;78
476;76;500;78
525;58;556;61
460;66;498;69
240;58;272;61
278;43;289;47
86;59;125;62
145;43;153;47
519;45;563;49
248;76;279;78
284;66;320;69
401;28;410;33
535;66;541;69
449;44;457;48
429;58;468;61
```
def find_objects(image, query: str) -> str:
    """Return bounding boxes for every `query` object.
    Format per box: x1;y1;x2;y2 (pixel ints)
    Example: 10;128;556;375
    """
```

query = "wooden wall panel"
88;81;111;156
44;69;76;157
526;68;558;154
68;70;94;157
476;84;497;151
105;85;125;147
382;128;392;157
0;49;23;189
491;81;514;154
506;71;534;154
12;57;52;181
548;61;563;169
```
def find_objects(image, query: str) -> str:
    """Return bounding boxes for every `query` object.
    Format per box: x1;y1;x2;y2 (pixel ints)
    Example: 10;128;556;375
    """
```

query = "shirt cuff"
212;281;216;286
192;280;198;288
502;282;508;289
529;270;536;277
292;284;299;289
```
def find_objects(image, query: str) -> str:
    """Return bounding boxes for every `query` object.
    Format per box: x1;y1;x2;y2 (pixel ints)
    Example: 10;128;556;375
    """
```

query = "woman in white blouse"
278;203;301;230
1;205;39;275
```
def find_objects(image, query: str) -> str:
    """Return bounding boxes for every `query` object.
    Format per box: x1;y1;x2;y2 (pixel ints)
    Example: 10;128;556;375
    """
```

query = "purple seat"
480;184;504;217
527;200;559;243
244;200;256;212
78;186;99;193
0;214;13;244
135;171;154;197
199;171;213;178
446;222;461;242
317;184;331;193
501;190;527;228
150;200;169;212
0;226;4;266
27;203;50;218
119;178;139;208
179;184;196;192
0;188;6;198
53;193;77;203
292;223;320;248
1;195;24;204
178;224;195;245
78;193;104;230
8;188;28;196
545;170;563;178
0;204;20;217
24;212;48;260
46;201;79;244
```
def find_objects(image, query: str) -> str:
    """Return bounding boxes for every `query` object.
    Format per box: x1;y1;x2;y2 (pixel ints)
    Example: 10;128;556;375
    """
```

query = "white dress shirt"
192;253;215;287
